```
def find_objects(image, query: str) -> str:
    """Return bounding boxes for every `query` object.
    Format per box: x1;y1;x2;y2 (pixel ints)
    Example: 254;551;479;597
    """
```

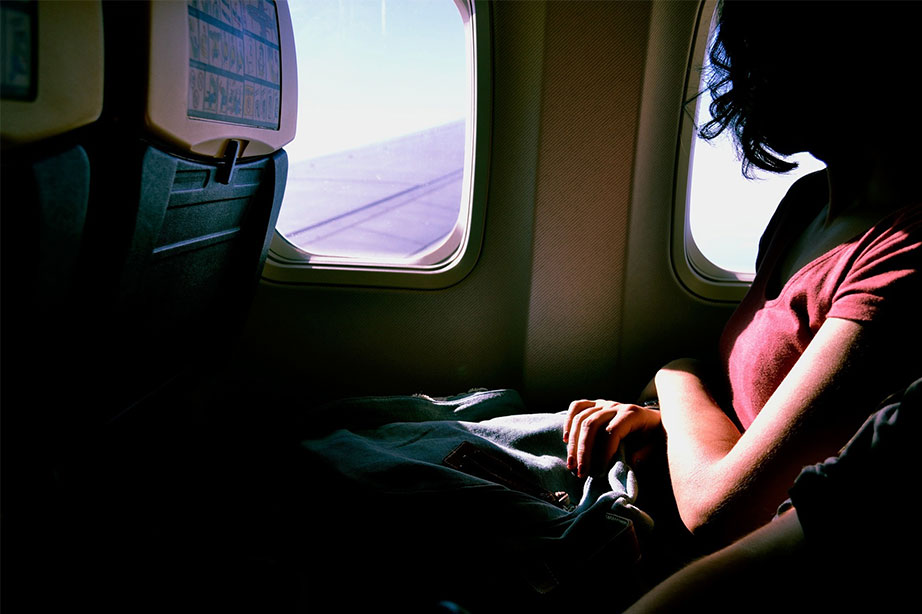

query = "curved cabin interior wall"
237;0;737;412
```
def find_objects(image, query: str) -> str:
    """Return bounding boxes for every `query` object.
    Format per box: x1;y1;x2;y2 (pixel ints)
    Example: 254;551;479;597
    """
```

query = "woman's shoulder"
755;170;829;271
853;199;922;256
850;201;922;270
884;200;922;230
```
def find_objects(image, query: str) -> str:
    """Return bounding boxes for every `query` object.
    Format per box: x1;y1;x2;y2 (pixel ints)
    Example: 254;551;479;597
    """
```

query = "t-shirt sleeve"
828;206;922;323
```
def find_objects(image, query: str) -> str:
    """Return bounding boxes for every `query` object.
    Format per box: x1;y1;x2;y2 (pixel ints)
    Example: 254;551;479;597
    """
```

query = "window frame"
261;0;490;290
671;0;752;303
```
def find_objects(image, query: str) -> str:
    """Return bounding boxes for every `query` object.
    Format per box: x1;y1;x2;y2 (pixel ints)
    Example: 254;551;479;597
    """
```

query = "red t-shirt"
719;172;922;430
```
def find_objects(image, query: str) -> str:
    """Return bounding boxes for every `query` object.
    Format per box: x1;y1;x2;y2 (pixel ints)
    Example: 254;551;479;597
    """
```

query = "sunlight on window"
687;68;826;275
276;0;469;261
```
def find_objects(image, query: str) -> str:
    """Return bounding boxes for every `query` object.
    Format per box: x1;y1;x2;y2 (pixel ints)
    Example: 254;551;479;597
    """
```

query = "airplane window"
275;0;471;265
679;0;826;290
687;85;826;276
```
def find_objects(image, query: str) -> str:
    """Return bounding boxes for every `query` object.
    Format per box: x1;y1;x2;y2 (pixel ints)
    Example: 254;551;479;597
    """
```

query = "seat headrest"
0;0;104;147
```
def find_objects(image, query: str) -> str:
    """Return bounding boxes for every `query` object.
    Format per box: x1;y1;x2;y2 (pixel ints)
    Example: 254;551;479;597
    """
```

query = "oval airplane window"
675;0;825;298
267;0;483;287
687;86;826;278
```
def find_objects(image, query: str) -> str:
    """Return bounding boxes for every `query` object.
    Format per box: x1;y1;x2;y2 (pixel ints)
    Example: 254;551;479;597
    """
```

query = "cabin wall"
523;0;651;405
236;0;735;412
238;1;546;407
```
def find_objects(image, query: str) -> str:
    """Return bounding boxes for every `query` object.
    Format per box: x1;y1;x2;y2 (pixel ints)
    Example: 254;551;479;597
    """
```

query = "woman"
565;0;922;547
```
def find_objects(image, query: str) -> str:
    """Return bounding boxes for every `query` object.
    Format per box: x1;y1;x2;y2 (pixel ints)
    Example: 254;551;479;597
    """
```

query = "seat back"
1;1;105;447
1;3;106;594
1;0;103;313
82;0;297;419
2;5;297;608
2;0;297;427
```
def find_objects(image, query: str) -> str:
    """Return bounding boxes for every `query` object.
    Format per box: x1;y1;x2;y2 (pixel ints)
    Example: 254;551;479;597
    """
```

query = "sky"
285;0;467;163
687;79;826;274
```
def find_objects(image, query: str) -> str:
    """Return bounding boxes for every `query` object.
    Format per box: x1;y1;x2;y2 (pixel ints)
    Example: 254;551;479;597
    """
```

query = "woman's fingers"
566;401;593;470
604;406;638;458
565;402;595;471
564;401;664;478
575;409;616;476
607;405;663;460
563;399;596;444
564;399;619;477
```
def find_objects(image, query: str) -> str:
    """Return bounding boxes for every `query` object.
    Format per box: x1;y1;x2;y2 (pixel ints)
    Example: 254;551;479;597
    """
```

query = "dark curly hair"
697;3;795;177
697;1;920;178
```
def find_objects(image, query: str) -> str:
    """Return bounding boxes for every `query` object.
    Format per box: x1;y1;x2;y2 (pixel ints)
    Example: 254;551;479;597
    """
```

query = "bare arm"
657;317;876;542
623;511;806;614
565;317;889;543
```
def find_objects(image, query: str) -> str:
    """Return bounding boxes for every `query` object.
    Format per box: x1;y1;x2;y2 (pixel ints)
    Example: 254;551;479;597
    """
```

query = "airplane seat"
0;2;108;607
0;0;105;450
0;0;103;325
3;3;296;608
79;0;297;423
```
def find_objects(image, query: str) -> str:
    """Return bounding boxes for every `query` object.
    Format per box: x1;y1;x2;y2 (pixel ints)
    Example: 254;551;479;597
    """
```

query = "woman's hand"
563;399;662;478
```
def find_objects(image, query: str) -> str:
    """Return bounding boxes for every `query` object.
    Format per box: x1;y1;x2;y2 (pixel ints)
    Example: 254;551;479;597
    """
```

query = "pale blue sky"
286;0;467;163
688;77;826;274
